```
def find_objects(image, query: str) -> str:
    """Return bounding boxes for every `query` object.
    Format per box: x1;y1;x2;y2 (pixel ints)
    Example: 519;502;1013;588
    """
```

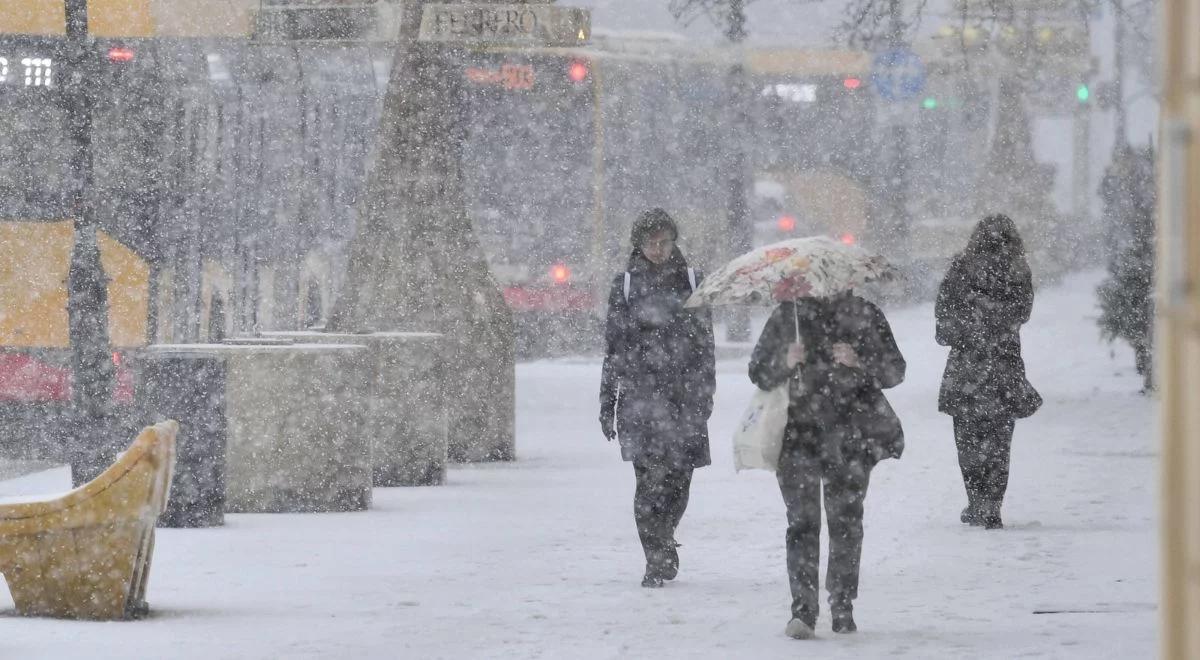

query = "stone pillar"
144;341;371;513
326;0;515;463
138;351;228;527
263;331;448;485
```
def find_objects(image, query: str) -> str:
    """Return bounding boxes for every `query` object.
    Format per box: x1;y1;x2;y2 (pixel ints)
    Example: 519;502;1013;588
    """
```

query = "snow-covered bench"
0;420;177;620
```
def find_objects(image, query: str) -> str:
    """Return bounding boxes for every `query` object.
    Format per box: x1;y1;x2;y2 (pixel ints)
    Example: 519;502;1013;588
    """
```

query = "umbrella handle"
789;303;805;386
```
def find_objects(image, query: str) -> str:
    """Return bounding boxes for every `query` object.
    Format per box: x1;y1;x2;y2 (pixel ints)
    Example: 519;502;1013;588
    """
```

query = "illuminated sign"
418;4;590;46
0;57;53;87
762;83;816;103
464;63;535;90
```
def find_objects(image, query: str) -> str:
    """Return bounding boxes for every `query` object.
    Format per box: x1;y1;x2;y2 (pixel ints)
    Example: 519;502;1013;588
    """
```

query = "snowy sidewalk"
0;271;1156;659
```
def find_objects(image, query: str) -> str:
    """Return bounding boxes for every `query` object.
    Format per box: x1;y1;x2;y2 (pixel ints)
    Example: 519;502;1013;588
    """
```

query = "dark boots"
640;540;681;588
661;540;680;580
961;498;1003;529
979;500;1003;529
785;597;857;638
830;595;856;634
641;570;664;588
960;505;983;526
832;611;857;633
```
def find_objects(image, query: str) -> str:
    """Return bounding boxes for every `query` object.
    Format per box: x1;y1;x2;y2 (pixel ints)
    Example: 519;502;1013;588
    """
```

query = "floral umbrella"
684;236;897;308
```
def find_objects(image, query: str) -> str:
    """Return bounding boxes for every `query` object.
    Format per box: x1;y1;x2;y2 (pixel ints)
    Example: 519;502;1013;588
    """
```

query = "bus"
463;37;880;353
0;0;888;398
0;23;162;455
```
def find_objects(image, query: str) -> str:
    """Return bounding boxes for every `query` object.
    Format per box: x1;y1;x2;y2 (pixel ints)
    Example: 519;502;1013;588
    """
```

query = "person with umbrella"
691;237;904;639
599;208;716;588
935;214;1041;530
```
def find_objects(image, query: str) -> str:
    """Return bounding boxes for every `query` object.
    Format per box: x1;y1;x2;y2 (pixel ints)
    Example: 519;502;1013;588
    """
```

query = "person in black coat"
935;214;1042;530
749;291;905;639
599;208;716;588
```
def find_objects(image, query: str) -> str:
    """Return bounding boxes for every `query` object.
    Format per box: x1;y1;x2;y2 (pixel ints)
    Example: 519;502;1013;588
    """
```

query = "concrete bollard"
142;341;370;513
137;352;228;527
263;331;448;486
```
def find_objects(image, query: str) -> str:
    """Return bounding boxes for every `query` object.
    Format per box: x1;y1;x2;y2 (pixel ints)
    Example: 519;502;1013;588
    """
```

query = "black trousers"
633;461;694;569
776;432;870;625
953;416;1015;514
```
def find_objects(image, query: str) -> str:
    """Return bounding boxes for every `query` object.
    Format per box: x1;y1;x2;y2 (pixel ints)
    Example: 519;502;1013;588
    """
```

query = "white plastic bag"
732;304;799;472
732;385;789;471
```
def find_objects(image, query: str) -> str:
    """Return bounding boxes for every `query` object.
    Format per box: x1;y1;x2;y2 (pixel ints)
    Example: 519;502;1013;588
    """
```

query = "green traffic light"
922;97;938;110
1076;84;1090;103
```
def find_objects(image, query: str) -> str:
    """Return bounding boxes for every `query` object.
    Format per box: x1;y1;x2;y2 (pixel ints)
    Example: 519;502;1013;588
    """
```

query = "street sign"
418;4;590;46
257;0;404;41
870;47;925;102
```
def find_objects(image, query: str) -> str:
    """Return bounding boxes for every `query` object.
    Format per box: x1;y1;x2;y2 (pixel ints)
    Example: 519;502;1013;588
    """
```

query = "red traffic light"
107;46;135;63
550;263;571;284
777;215;797;232
567;59;589;83
840;233;856;245
843;77;862;90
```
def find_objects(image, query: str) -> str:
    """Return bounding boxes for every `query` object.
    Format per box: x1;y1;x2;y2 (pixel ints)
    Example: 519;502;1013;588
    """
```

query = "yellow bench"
0;420;177;619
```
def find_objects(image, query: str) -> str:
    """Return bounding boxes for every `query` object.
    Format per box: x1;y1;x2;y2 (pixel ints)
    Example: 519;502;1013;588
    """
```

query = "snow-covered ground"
0;271;1157;659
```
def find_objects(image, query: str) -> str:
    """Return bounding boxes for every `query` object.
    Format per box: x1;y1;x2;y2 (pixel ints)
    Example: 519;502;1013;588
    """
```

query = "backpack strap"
623;272;631;303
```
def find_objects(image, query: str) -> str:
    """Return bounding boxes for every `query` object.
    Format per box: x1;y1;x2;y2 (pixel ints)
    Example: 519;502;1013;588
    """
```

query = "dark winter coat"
748;294;906;467
600;249;716;469
935;220;1042;420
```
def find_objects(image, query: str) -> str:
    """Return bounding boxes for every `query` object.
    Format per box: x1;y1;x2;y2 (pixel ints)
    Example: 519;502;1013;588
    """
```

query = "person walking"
749;291;905;639
599;208;716;588
935;214;1042;530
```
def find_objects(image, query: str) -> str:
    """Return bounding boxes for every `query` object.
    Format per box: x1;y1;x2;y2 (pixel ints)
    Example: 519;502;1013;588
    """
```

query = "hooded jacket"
935;215;1042;419
600;246;716;468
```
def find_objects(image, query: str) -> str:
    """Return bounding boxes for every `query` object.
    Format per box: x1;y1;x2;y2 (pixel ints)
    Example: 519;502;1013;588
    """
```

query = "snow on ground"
0;271;1156;659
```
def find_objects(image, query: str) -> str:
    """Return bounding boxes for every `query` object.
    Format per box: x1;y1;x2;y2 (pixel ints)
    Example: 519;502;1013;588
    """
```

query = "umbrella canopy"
684;236;896;307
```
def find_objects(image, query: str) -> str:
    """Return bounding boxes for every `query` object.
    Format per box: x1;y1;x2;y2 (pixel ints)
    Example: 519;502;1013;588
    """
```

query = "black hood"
629;207;679;253
960;215;1031;301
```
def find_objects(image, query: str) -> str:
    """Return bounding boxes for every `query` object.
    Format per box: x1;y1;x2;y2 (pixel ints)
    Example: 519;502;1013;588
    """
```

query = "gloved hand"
600;409;616;441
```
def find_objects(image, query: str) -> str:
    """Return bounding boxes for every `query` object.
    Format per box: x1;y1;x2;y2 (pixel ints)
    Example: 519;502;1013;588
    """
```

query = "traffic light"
922;97;938;110
1076;83;1090;103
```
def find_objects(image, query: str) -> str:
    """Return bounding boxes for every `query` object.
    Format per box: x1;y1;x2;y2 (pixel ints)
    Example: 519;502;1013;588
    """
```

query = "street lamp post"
724;0;752;342
1112;0;1127;145
63;0;114;485
881;0;913;250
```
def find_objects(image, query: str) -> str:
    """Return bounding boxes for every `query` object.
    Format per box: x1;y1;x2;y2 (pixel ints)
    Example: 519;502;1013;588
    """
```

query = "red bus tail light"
107;46;135;63
567;60;589;83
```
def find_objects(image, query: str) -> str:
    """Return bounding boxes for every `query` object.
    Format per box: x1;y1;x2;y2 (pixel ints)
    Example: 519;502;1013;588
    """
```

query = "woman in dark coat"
749;291;905;639
599;208;716;588
935;214;1042;530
